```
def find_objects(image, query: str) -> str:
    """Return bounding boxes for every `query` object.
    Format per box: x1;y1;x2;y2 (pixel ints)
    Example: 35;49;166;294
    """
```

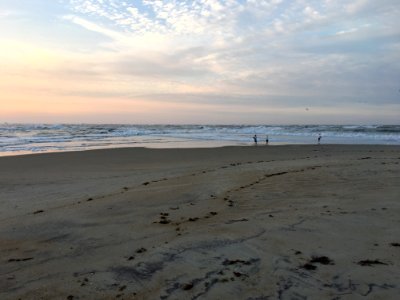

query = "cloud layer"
0;0;399;123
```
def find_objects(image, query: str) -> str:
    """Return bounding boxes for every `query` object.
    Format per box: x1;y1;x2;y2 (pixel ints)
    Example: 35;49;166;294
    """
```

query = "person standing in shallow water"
266;135;269;145
253;135;258;145
318;134;322;144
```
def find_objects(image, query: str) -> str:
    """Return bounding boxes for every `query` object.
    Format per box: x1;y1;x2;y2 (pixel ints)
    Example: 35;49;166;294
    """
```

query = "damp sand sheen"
0;145;399;299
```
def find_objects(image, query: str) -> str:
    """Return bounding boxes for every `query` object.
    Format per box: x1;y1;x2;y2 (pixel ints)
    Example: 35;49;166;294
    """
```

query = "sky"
0;0;399;124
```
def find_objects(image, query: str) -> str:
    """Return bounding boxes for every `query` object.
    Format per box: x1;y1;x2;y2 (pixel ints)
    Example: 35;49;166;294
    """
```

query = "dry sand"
0;145;399;299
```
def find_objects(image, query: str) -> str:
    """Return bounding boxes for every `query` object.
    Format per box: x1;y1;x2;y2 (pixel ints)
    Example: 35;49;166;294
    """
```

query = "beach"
0;145;399;299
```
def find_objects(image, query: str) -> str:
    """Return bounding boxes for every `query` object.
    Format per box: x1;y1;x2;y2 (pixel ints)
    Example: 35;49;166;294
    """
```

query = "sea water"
0;124;399;156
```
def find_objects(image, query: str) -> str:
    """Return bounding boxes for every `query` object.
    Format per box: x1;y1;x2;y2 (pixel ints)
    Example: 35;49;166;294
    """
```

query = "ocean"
0;124;399;156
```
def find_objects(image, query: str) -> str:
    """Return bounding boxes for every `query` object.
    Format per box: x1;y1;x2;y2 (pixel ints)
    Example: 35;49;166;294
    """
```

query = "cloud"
3;0;399;123
345;0;399;15
62;15;124;41
0;9;11;18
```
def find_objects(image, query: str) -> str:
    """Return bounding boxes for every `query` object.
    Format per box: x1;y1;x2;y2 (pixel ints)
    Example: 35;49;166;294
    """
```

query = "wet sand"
0;145;399;299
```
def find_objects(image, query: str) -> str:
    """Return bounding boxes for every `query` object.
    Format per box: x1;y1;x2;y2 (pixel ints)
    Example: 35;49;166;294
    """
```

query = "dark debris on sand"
310;256;334;265
222;259;252;266
8;257;34;262
159;219;171;224
157;212;171;224
233;271;244;277
181;283;194;290
357;259;388;266
135;247;147;254
301;255;334;270
301;263;317;270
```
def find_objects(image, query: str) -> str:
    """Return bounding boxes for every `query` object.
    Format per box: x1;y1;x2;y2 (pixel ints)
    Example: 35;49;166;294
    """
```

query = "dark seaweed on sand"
357;259;388;266
181;283;194;290
8;257;33;262
301;263;317;270
310;256;334;265
222;259;252;266
301;255;334;270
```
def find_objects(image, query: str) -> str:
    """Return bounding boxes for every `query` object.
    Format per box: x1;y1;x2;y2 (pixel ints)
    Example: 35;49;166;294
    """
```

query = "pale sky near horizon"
0;0;399;124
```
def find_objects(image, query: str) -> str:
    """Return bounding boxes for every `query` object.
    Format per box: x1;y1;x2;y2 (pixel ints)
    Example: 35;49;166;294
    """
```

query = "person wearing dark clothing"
253;134;258;144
